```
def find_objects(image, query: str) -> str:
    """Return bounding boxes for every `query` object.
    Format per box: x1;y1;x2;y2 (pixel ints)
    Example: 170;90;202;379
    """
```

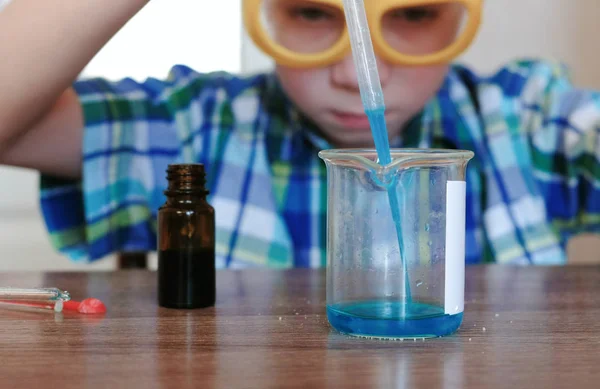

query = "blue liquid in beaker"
327;301;463;339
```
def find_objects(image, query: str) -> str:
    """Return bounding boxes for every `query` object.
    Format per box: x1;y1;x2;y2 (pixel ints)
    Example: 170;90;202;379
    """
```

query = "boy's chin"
323;121;409;149
317;115;406;148
322;130;376;149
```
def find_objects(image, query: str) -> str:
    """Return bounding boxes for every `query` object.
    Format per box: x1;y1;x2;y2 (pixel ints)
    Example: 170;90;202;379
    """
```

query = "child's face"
263;0;466;147
276;57;449;148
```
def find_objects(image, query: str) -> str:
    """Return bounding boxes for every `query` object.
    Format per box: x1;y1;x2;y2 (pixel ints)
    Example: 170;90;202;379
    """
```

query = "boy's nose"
330;54;391;92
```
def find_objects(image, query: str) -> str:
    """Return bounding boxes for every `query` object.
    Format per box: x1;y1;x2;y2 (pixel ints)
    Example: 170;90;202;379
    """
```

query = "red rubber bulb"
63;298;107;314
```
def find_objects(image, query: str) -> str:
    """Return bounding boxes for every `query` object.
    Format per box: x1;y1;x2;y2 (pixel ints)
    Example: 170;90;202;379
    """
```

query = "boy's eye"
289;6;335;22
390;6;439;23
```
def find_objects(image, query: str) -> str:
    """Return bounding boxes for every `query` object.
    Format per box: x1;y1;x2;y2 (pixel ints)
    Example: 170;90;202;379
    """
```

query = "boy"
0;0;597;268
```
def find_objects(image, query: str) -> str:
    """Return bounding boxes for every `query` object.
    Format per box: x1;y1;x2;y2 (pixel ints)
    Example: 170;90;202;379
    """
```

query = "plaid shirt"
39;59;599;267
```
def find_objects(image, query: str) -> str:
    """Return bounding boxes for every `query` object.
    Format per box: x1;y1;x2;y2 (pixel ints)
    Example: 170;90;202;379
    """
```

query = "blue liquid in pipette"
366;108;392;165
366;108;412;304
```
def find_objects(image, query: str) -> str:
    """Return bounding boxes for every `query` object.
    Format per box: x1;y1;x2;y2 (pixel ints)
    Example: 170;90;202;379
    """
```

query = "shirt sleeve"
39;66;239;262
518;61;600;239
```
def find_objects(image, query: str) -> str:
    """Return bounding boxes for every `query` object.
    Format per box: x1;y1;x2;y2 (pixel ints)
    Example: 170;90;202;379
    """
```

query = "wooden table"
1;266;599;388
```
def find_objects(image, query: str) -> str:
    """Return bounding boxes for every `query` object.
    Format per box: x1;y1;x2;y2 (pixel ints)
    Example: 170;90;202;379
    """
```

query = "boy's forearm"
0;0;149;148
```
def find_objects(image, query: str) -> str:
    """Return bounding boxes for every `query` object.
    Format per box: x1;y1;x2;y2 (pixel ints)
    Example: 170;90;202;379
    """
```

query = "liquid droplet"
416;280;423;287
482;327;486;332
427;241;433;247
469;338;472;342
278;317;282;321
425;224;430;232
495;313;499;317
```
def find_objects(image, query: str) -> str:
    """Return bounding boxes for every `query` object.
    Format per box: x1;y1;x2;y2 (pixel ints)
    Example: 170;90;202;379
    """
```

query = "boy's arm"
0;0;149;178
38;68;241;262
522;62;600;237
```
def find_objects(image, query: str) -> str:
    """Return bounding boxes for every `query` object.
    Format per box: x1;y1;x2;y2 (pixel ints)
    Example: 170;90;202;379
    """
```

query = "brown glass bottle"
157;164;215;309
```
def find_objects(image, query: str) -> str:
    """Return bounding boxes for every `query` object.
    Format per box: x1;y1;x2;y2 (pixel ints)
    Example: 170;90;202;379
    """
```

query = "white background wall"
1;0;598;271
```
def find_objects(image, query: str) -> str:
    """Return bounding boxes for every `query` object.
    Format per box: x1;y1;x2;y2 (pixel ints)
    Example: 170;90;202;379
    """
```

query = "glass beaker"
318;149;474;339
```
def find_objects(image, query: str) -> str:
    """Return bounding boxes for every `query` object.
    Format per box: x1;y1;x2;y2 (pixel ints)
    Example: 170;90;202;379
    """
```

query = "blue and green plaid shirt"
39;59;599;267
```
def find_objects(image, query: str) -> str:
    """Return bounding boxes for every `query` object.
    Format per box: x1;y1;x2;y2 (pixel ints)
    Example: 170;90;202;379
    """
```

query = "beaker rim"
318;148;474;170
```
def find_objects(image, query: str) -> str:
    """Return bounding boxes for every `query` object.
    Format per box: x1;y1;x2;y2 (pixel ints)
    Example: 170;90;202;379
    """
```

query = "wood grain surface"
0;266;599;389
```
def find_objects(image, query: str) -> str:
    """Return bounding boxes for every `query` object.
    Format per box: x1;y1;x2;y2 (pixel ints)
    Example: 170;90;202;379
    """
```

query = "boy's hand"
0;0;149;178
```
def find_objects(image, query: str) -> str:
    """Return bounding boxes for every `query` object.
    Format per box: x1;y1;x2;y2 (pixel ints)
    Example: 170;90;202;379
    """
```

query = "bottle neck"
163;164;209;203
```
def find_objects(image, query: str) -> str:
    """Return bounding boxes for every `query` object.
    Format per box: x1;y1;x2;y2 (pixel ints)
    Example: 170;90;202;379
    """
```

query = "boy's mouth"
329;110;372;130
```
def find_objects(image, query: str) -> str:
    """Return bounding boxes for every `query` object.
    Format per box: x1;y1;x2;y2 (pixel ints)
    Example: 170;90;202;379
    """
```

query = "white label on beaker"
445;181;466;315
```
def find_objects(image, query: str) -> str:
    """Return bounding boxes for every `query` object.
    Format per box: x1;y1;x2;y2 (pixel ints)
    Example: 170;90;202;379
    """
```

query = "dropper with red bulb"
0;287;106;314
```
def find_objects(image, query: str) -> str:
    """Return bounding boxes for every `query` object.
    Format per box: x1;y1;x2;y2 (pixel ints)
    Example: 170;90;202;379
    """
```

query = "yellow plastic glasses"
244;0;482;68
